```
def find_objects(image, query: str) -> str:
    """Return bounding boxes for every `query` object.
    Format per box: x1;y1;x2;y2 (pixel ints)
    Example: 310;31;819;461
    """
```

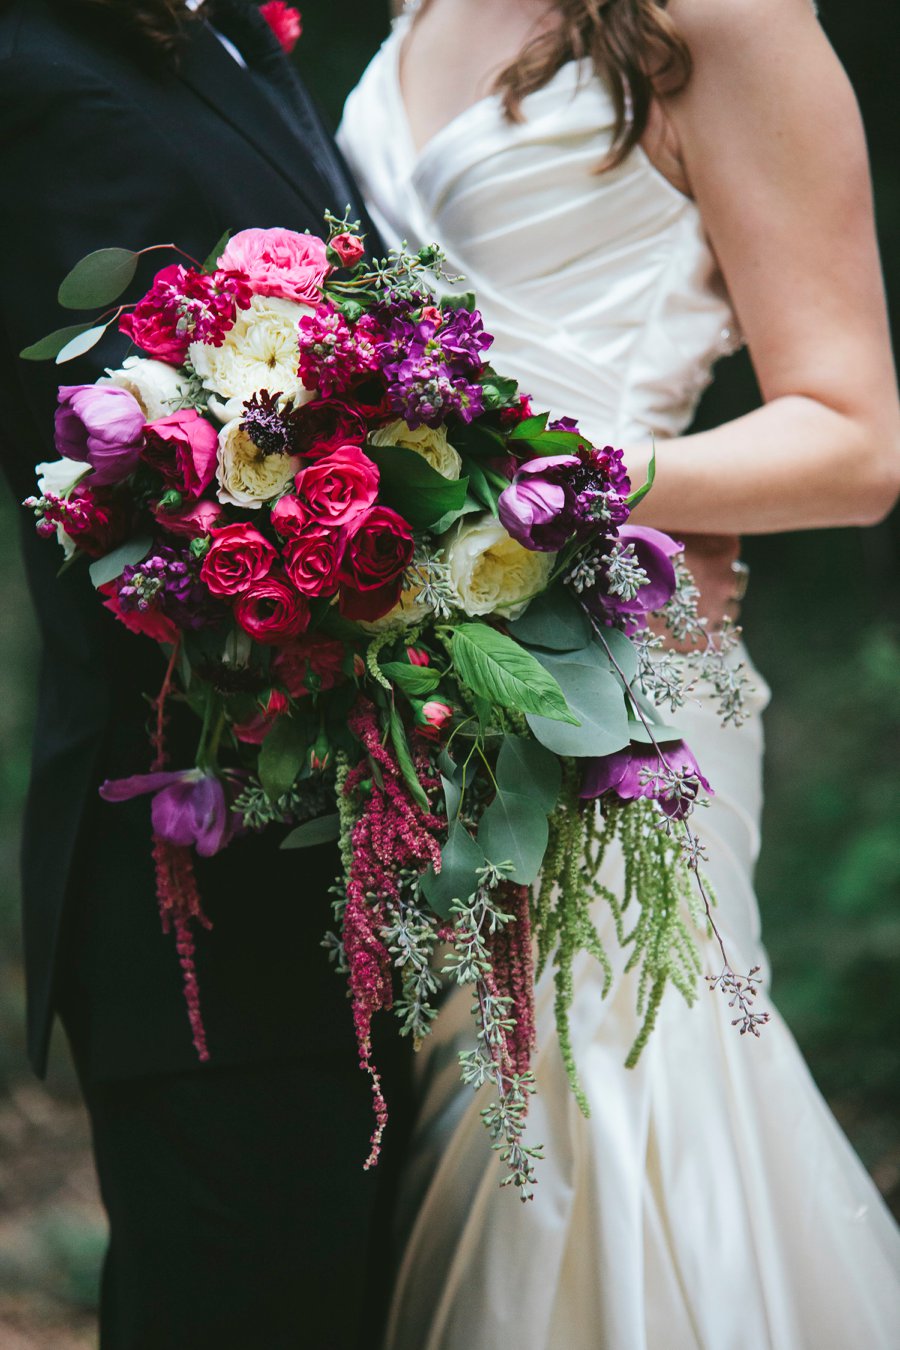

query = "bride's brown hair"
496;1;691;168
46;0;195;52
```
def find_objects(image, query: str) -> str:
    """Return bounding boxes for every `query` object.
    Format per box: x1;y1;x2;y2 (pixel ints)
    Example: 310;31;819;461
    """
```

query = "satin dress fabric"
337;20;900;1349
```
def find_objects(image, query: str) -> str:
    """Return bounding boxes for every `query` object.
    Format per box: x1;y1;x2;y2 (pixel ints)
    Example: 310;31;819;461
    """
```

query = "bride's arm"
628;0;900;535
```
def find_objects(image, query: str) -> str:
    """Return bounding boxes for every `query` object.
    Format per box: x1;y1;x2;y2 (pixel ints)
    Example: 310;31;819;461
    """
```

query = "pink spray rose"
234;574;310;644
218;227;328;307
260;2;302;54
200;523;277;597
270;493;312;539
142;409;219;500
282;525;345;597
293;444;379;528
330;233;366;268
232;689;290;745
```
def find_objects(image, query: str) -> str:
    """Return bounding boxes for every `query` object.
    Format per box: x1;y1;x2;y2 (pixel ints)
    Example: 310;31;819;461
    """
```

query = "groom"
0;1;407;1346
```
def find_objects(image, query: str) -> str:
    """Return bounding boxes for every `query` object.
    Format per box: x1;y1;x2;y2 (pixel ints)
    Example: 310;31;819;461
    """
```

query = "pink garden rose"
200;523;277;597
282;524;345;596
218;228;328;307
154;497;223;539
234;574;310;644
294;444;379;528
142;409;218;500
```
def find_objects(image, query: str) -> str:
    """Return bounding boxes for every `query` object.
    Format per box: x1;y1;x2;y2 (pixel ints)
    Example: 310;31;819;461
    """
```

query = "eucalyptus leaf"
508;584;591;651
594;625;640;685
20;321;102;363
421;821;487;919
55;323;112;365
477;788;549;885
259;717;310;802
379;661;442;697
389;708;429;811
526;648;631;757
496;736;561;815
366;444;468;531
280;813;340;849
451;624;578;724
88;536;152;589
626;720;683;746
58;247;140;310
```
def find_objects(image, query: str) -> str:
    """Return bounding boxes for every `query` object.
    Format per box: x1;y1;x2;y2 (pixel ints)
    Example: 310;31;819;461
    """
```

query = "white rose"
369;420;463;480
445;516;554;619
189;294;314;415
98;356;185;421
216;417;301;508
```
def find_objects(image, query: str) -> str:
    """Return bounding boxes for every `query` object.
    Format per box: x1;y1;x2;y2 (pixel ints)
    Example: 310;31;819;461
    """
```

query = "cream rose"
99;356;185;421
445;516;554;619
369;420;463;480
190;294;314;420
216;418;301;508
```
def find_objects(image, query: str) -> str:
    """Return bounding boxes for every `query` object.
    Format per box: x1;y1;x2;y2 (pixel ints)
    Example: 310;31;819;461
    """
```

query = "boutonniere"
259;1;302;55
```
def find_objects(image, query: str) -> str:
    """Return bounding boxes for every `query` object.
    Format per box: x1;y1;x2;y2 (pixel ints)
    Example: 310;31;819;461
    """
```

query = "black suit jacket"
0;0;381;1080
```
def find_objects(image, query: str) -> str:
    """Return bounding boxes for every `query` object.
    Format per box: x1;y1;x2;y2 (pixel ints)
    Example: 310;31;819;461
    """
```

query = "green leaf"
464;462;500;516
496;735;561;815
451;623;578;724
626;439;657;509
379;661;442;697
508;584;592;651
88;536;152;589
477;787;549;884
366;444;469;531
594;625;639;685
281;813;341;849
388;707;429;811
625;719;683;746
430;496;482;536
508;413;549;440
58;247;140;310
478;372;519;411
440;772;462;823
20;321;104;363
202;229;232;274
259;717;310;802
526;646;631;757
421;821;486;919
55;322;113;365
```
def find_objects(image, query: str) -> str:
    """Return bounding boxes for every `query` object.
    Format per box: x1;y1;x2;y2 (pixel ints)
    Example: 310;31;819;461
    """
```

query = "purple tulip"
580;738;712;819
586;525;682;630
55;384;145;485
99;768;235;856
498;455;581;552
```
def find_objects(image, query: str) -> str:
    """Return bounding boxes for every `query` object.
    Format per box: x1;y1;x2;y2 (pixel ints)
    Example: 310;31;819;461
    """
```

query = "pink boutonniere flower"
260;1;302;55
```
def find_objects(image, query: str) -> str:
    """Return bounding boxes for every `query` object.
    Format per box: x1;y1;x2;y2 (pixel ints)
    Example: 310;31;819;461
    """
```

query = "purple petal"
99;770;190;802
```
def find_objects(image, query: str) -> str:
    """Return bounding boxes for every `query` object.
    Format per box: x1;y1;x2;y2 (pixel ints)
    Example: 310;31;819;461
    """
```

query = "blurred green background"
0;1;898;1342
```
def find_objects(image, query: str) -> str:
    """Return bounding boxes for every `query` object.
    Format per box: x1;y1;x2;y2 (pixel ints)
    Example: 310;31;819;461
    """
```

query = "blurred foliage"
0;10;898;1335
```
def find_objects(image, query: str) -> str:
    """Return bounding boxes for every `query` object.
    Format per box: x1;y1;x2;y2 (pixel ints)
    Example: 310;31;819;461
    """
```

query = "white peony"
445;516;555;619
99;356;185;421
216;417;301;508
189;294;314;419
369;419;463;480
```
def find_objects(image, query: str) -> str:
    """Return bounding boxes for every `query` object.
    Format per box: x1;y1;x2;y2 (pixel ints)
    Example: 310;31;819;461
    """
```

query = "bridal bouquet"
23;215;764;1194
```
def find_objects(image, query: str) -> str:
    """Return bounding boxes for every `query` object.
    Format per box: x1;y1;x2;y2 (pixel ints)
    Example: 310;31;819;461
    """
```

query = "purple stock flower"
118;545;220;630
55;384;145;485
99;768;236;856
498;454;581;551
378;308;492;429
580;738;712;820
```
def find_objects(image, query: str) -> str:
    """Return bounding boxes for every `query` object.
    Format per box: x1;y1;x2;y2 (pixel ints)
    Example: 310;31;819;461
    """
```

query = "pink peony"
260;2;302;54
142;409;218;500
200;523;277;597
293;444;379;528
218;227;328;307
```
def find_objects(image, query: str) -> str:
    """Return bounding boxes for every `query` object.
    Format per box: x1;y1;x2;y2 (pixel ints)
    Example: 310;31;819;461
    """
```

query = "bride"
338;1;900;1345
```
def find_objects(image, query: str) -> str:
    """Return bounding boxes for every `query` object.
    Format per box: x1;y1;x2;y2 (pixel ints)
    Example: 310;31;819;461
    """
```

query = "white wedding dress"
337;19;900;1349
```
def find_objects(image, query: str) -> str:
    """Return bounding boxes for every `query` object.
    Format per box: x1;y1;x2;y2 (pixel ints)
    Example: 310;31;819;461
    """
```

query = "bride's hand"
648;532;743;652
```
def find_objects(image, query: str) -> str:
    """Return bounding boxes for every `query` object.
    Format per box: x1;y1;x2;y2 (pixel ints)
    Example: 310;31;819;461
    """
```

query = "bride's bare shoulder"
668;0;819;40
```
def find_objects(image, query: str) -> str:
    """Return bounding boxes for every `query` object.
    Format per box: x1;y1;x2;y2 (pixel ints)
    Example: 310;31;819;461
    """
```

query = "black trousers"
73;1052;405;1350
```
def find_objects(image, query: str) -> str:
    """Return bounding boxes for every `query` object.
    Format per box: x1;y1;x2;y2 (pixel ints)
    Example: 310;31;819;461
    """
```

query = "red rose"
142;409;219;500
338;505;414;622
200;523;277;597
155;497;223;539
234;574;310;644
292;398;368;458
273;635;347;697
260;1;302;54
294;444;379;528
270;493;312;538
282;525;344;596
330;233;366;268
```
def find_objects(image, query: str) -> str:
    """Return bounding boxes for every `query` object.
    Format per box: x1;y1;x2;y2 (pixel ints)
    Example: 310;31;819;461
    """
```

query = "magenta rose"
218;228;328;306
200;523;277;597
338;505;414;622
272;634;347;698
234;574;311;644
55;384;145;485
270;493;312;539
282;525;345;597
292;398;368;458
154;497;223;539
142;409;218;500
330;233;366;268
294;444;379;528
